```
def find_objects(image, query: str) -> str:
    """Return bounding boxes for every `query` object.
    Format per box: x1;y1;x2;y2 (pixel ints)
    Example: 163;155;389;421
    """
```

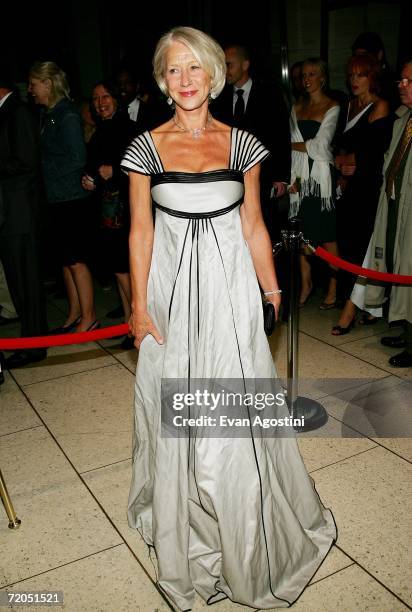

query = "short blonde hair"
29;61;70;106
302;58;329;89
153;26;226;99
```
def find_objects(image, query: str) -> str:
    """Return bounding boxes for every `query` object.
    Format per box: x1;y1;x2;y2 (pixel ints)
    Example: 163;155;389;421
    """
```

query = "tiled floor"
0;286;411;611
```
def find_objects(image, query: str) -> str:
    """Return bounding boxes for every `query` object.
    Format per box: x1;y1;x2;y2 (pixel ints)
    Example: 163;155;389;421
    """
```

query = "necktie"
385;113;412;200
234;89;245;124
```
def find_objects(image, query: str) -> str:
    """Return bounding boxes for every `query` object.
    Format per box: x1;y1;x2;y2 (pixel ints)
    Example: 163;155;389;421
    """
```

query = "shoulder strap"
230;128;270;173
121;132;162;175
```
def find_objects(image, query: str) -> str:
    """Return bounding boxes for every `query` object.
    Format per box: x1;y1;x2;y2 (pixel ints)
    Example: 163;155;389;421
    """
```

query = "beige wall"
286;1;401;94
328;2;401;91
286;0;322;67
70;0;105;97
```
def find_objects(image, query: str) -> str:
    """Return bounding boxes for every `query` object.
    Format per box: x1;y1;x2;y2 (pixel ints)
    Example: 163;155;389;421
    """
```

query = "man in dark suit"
213;44;291;238
0;68;48;369
213;45;292;319
115;64;171;133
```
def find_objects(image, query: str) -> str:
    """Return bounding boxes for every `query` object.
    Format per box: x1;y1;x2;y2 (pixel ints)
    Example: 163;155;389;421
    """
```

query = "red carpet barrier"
1;248;411;351
0;323;129;351
313;246;412;285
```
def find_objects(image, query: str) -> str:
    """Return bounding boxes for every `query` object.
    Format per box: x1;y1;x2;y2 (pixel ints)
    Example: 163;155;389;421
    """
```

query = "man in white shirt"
115;65;170;133
115;66;153;133
116;68;143;119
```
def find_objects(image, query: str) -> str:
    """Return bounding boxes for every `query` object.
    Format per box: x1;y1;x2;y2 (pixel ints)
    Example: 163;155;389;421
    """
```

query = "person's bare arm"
128;171;163;347
369;99;389;122
291;142;307;153
240;164;281;317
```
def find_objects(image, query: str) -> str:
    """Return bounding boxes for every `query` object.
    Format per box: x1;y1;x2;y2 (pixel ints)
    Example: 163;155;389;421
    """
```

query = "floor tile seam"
1;542;125;589
308;444;380;474
337;327;390;345
302;410;379;445
307;561;355;586
370;439;412;465
0;424;43;439
299;326;375;351
392;371;412;382
295;373;394;402
100;351;137;376
5;380;172;610
96;340;137;374
300;330;398;376
318;411;412;466
299;326;380;347
17;362;125;388
79;457;132;475
334;545;412;610
328;343;404;376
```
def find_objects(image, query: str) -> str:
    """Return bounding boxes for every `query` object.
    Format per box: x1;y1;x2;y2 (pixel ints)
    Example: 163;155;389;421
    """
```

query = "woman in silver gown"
121;26;336;611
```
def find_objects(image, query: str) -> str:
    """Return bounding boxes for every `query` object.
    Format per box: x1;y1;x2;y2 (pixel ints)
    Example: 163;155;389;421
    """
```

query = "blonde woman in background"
289;58;340;309
29;61;98;333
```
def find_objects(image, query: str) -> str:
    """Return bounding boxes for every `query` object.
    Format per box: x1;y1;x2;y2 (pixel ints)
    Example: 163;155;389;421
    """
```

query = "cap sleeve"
121;132;162;175
231;129;270;173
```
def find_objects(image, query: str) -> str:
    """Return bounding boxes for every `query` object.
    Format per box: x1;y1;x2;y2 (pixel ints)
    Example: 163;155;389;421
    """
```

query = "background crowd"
0;29;411;379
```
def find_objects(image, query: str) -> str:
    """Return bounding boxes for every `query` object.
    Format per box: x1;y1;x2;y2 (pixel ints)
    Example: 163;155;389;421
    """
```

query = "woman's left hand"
98;164;113;180
265;293;281;320
272;181;287;198
81;175;96;191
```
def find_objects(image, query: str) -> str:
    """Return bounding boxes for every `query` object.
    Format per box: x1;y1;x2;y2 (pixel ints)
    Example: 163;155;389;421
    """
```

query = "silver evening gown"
121;128;336;611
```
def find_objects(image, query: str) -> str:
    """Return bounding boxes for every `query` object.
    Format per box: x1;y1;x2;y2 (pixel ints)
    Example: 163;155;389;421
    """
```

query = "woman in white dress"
289;59;340;309
121;27;336;611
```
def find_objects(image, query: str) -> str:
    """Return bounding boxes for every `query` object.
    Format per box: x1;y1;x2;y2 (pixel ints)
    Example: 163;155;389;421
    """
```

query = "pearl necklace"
173;114;212;139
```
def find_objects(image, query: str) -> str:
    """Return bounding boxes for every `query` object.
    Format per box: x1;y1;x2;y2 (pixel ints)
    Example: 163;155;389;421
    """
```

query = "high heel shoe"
319;300;337;311
331;318;355;336
49;316;81;335
86;320;101;332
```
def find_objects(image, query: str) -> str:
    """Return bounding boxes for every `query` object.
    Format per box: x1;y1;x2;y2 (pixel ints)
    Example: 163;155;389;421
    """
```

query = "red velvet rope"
314;246;412;285
0;323;129;351
1;249;411;352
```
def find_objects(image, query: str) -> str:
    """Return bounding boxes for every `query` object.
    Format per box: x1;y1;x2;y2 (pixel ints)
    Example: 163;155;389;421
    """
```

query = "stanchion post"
283;218;301;419
281;218;328;432
0;469;21;529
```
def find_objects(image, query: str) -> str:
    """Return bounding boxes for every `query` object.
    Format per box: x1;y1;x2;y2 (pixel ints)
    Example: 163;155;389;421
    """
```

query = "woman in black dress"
82;80;137;347
332;54;393;334
289;58;340;308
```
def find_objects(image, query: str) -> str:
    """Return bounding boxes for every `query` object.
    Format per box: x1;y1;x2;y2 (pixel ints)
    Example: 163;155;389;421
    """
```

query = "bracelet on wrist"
263;289;282;296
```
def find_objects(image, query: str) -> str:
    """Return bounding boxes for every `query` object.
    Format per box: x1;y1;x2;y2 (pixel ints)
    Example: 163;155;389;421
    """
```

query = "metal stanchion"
0;469;21;529
281;218;328;432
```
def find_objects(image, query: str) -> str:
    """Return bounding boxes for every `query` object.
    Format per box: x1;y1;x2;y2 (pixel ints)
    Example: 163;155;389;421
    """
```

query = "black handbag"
263;301;276;336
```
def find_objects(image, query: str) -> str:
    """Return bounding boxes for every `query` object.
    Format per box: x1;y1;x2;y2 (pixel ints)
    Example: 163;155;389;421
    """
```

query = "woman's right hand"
337;176;347;193
129;310;164;349
81;175;96;191
288;181;299;194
